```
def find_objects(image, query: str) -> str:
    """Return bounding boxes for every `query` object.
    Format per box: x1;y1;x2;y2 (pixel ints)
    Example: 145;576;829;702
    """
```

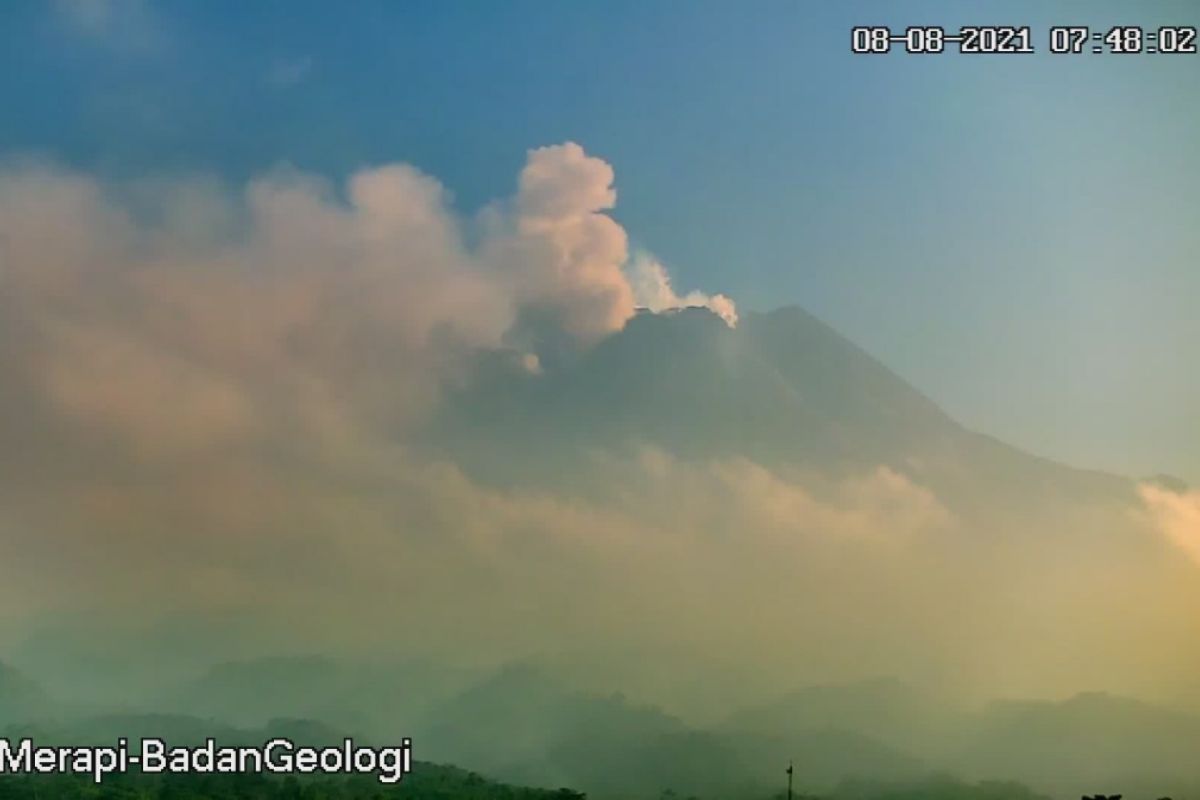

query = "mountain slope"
434;306;1134;513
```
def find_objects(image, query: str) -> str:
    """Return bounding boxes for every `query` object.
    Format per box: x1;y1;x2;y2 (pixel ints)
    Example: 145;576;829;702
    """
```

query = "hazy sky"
2;0;1196;482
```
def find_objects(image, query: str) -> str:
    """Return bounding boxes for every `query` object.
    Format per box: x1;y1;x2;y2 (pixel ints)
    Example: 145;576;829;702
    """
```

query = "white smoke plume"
1140;482;1200;566
628;251;738;327
486;142;639;344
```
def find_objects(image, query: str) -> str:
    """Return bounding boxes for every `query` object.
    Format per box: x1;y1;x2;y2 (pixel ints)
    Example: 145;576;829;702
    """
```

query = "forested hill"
0;771;1053;800
0;764;585;800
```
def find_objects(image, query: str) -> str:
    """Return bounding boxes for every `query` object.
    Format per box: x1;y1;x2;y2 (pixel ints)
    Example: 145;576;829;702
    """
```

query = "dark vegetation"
0;771;1051;800
0;765;587;800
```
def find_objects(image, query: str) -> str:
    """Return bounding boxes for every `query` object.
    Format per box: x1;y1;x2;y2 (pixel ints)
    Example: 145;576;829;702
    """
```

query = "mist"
3;142;1200;799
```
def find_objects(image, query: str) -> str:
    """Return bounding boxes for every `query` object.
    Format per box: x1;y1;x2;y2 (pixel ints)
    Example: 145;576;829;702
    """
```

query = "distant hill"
416;664;930;799
14;655;1200;800
419;663;694;792
0;711;586;798
163;655;475;740
0;661;50;725
722;678;958;758
951;692;1200;799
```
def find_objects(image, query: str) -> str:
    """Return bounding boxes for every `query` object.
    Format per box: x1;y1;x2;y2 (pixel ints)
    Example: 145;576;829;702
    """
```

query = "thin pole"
787;760;793;800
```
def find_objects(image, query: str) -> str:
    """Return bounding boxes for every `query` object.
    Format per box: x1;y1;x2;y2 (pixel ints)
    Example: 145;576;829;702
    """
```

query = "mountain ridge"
433;305;1136;512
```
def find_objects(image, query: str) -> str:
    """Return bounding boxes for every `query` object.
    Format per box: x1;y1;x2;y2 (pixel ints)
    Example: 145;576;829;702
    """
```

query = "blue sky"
2;0;1197;481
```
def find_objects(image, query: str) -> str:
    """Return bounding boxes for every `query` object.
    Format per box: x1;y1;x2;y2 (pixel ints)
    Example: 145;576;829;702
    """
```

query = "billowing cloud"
0;160;503;460
1140;482;1200;566
0;144;730;460
488;143;638;344
628;252;738;327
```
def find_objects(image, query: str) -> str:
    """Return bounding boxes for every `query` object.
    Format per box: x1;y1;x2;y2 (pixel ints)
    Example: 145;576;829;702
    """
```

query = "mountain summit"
435;305;1132;511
